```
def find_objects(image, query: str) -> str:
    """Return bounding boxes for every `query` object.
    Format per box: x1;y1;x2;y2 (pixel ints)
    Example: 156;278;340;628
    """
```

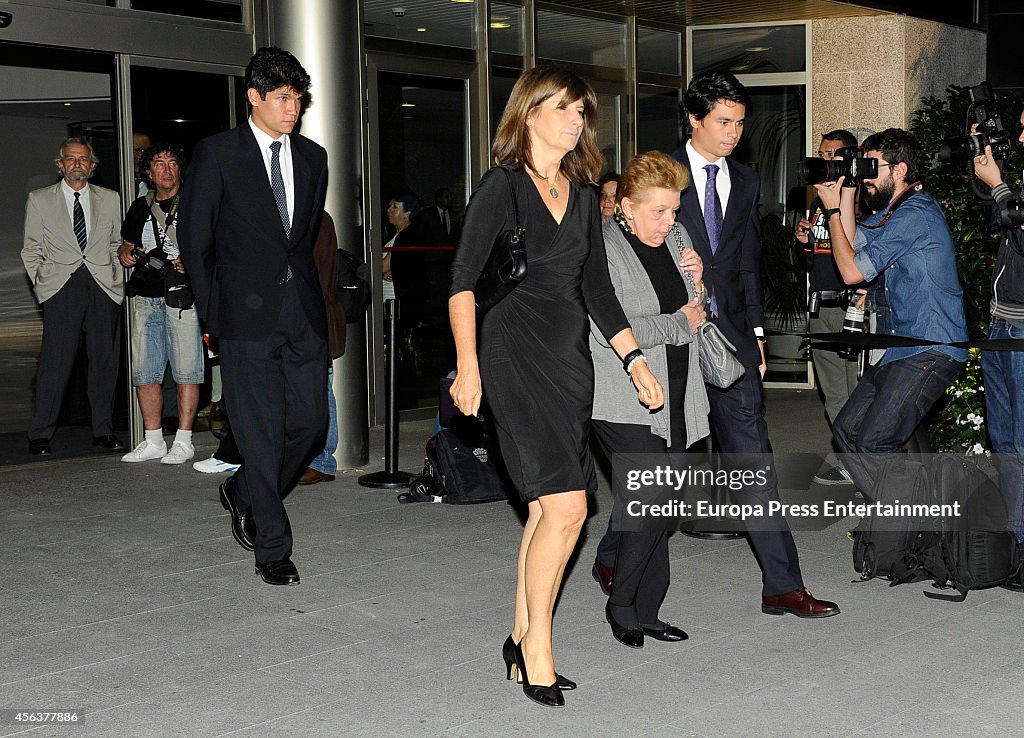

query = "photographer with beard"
971;111;1024;549
814;128;967;496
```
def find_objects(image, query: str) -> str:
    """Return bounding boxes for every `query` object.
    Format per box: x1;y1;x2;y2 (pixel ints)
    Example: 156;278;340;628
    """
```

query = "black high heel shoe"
501;635;577;690
504;637;564;707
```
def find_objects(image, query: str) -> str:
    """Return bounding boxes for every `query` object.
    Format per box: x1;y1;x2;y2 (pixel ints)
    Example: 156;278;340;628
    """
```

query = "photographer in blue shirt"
814;128;967;496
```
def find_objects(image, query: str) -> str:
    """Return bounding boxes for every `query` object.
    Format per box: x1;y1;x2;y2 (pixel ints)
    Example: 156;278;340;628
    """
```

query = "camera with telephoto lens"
797;146;879;188
997;196;1024;229
939;82;1012;164
125;245;171;298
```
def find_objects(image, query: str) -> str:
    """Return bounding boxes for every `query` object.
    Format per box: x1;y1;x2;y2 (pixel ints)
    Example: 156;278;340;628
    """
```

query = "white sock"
145;429;163;446
174;429;193;447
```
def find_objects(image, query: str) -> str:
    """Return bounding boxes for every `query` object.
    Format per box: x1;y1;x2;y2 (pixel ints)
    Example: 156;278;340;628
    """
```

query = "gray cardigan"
590;220;711;448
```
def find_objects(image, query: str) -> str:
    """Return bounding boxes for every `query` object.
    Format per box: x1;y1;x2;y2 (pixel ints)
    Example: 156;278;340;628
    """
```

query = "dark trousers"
29;267;121;440
219;283;328;563
834;350;963;498
591;420;675;629
705;366;804;597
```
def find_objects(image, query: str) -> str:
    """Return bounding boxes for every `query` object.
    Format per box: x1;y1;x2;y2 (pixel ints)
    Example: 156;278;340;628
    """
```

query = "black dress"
450;166;629;500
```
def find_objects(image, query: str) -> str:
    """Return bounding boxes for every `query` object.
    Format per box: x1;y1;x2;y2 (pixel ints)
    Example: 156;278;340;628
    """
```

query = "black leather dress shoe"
641;621;689;642
92;435;126;452
592;559;613;596
255;557;300;585
219;477;255;551
28;438;52;455
605;602;643;649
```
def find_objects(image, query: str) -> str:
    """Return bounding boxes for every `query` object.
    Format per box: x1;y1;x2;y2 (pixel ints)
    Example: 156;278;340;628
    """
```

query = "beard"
864;172;895;212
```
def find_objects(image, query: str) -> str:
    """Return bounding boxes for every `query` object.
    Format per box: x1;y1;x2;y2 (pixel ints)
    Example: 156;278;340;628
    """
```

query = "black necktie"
269;140;290;238
73;192;87;251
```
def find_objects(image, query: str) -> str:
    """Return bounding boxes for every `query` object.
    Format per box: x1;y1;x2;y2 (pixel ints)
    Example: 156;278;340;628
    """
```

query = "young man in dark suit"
179;47;329;586
670;71;839;618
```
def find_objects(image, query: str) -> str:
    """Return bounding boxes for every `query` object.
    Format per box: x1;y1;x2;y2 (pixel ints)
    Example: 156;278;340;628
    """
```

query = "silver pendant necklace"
532;169;560;199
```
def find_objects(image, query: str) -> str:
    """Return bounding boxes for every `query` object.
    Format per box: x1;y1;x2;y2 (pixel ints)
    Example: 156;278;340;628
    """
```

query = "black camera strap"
859;181;924;230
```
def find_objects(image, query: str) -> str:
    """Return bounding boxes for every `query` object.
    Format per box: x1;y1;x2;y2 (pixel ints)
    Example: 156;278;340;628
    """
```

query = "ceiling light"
745;46;770;52
451;0;474;4
490;22;511;29
416;27;427;32
401;103;415;108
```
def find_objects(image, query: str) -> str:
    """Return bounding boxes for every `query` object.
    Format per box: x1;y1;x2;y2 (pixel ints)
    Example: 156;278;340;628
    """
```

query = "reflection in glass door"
594;91;621;175
373;71;467;411
0;43;120;462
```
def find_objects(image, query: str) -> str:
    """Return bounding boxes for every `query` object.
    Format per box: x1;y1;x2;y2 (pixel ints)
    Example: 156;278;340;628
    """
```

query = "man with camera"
117;143;203;465
971;112;1024;548
815;128;968;496
795;129;862;486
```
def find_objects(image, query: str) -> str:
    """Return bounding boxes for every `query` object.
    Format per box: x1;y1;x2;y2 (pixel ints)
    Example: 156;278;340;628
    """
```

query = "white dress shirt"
686;139;731;220
249;117;295;225
61;180;91;237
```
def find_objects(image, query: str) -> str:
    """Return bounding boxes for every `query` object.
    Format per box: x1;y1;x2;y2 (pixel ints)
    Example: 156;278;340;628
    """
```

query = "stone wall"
811;15;986;141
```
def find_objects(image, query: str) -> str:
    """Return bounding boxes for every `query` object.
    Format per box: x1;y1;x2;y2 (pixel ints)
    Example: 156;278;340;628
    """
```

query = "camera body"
997;196;1024;229
797;146;879;187
939;81;1012;164
124;246;171;298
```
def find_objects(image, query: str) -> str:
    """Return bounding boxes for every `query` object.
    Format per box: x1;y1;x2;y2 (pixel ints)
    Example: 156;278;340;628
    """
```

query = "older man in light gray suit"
22;137;125;455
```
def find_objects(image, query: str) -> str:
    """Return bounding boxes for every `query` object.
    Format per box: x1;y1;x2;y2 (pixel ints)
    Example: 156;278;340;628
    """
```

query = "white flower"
970;443;986;456
954;390;963;398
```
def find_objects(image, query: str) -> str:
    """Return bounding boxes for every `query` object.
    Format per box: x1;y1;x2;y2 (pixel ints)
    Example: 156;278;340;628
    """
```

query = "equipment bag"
851;457;932;583
400;427;512;505
918;454;1018;601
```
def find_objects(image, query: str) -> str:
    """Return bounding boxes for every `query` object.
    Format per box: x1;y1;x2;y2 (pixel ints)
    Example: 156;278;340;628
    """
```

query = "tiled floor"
1;389;1020;736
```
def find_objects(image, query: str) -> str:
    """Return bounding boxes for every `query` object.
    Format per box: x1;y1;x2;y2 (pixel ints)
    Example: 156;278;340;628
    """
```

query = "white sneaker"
160;441;195;465
192;455;240;474
121;439;167;463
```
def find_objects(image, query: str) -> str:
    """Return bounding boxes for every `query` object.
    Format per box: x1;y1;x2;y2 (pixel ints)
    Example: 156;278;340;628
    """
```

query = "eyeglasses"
876;162;896;170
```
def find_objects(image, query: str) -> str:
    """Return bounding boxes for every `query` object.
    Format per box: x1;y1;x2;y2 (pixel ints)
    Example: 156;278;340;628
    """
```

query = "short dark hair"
139;142;186;187
682;71;752;125
245;46;311;99
389;191;421;216
821;129;857;149
597;172;620;187
861;128;923;183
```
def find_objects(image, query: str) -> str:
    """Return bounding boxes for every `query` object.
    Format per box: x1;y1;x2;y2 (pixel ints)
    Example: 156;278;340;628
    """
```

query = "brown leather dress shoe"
298;467;336;485
762;587;840;618
592;559;613;596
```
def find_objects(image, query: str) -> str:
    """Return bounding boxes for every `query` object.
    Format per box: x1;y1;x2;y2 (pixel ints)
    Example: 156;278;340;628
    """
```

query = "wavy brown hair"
617;151;689;205
491;65;602;185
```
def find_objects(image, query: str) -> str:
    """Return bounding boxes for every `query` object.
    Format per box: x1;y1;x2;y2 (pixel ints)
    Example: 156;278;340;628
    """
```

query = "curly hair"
861;128;923;183
139;143;186;188
617;151;689;205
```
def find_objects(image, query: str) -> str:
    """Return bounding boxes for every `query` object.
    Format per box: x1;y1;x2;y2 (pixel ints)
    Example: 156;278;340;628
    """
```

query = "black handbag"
475;166;527;314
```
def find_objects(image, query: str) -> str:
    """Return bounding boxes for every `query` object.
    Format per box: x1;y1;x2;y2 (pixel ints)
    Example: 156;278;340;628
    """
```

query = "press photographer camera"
125;243;173;298
939;82;1012;166
797;146;878;187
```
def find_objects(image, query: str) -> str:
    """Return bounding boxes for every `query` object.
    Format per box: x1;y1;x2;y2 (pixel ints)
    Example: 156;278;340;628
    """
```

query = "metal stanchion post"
359;298;413;489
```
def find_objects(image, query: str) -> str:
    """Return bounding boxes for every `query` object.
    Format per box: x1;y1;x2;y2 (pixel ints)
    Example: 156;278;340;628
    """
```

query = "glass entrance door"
0;43;120;462
367;61;471;414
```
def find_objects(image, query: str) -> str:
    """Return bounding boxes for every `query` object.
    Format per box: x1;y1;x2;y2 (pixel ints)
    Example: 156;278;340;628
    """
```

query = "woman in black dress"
449;66;664;708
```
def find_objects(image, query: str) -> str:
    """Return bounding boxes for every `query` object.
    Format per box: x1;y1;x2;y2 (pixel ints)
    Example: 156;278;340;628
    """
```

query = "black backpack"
852;455;1019;600
336;248;371;323
916;455;1019;601
400;427;512;505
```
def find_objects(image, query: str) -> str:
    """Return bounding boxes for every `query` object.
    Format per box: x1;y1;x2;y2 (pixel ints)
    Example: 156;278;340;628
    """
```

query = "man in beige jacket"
22;137;125;455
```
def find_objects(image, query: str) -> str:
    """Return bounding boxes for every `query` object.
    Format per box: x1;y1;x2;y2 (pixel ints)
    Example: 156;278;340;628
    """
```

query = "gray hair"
54;137;100;169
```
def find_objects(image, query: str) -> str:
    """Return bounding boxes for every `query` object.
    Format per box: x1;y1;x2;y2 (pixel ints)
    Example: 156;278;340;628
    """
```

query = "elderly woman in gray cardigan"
589;151;710;648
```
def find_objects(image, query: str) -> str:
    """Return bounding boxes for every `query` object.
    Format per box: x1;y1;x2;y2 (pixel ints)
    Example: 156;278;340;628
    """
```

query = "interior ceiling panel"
548;0;890;25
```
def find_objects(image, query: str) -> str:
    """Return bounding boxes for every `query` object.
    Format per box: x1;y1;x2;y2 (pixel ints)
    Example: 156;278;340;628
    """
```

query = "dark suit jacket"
178;124;329;341
672;146;763;367
413;205;454;247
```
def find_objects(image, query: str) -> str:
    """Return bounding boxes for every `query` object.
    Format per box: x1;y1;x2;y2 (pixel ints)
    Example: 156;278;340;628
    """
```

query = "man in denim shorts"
117;143;204;465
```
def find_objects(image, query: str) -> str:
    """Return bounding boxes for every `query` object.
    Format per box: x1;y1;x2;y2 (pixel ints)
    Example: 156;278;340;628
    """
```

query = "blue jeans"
982;319;1024;541
309;367;338;475
130;296;204;385
834;350;963;497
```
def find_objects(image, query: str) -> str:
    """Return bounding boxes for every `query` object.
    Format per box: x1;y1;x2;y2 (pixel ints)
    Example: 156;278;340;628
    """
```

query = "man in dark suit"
179;47;329;586
671;71;839;618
